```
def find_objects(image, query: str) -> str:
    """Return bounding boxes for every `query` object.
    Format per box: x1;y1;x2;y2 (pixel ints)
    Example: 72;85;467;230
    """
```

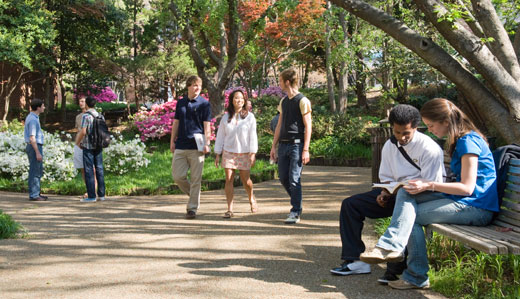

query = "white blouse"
214;112;258;154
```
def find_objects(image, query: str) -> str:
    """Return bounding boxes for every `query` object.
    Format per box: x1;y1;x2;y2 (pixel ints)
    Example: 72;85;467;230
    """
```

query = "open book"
193;133;206;152
372;181;408;194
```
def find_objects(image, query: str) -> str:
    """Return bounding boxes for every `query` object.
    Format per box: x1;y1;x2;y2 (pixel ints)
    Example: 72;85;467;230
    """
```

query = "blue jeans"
377;189;493;287
277;142;304;215
83;148;106;199
26;144;43;199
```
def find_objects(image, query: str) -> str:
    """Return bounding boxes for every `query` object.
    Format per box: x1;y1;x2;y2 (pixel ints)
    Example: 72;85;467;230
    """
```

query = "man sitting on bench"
330;104;445;285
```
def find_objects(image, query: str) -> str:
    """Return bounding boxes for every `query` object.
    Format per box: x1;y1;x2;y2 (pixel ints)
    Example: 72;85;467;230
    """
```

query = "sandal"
223;211;234;218
250;197;258;213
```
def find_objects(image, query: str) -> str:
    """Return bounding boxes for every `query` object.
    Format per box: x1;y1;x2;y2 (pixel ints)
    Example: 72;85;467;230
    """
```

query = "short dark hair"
86;96;97;108
30;98;44;111
186;75;202;88
389;104;421;128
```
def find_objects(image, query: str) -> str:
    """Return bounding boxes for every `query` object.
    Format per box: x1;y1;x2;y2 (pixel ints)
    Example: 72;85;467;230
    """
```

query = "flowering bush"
75;86;117;103
259;86;286;99
103;135;150;175
0;131;75;182
133;95;216;142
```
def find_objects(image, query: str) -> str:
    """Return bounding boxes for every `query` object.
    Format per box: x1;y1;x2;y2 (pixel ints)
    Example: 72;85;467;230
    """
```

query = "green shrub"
0;119;25;134
310;137;371;160
0;210;23;239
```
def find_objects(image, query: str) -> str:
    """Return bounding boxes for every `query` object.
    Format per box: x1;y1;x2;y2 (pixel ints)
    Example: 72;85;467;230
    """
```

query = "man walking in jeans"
330;105;444;284
76;96;106;202
170;75;212;219
24;98;47;201
270;68;312;224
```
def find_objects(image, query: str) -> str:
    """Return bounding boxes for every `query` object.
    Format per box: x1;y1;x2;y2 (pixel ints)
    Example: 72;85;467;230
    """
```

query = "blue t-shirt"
174;95;212;149
448;131;499;212
24;112;44;144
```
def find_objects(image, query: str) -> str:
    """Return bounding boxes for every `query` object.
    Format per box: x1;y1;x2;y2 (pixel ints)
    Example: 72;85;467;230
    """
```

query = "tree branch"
470;0;520;81
329;0;520;142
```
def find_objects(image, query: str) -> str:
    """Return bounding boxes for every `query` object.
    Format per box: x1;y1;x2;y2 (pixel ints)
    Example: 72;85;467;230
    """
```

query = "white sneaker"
330;260;371;276
284;212;300;224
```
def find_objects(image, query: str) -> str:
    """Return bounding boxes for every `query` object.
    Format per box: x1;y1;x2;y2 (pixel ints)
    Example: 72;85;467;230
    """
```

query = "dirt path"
0;166;445;299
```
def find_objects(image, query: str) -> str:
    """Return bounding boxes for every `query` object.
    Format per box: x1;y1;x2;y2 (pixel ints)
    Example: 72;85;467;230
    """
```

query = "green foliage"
312;113;378;144
0;0;56;70
310;137;370;160
374;219;520;298
0;209;23;239
0;119;24;134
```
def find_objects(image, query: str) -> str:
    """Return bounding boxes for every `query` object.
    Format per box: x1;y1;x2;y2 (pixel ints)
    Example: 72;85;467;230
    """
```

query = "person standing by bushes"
73;96;96;198
24;98;47;201
170;75;212;219
75;96;106;202
214;90;258;218
270;68;312;224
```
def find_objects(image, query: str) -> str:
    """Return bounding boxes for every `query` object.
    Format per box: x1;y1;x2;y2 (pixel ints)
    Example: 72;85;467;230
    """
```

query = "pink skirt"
222;150;251;170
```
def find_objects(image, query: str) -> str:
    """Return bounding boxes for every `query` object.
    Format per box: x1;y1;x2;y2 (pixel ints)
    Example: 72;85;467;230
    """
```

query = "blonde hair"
280;68;299;88
420;98;486;155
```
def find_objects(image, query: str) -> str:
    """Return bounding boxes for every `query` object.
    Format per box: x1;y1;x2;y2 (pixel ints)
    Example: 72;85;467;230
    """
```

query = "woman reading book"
360;98;499;290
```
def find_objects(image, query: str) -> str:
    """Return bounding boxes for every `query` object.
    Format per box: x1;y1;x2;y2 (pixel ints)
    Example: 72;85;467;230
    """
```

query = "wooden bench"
426;158;520;255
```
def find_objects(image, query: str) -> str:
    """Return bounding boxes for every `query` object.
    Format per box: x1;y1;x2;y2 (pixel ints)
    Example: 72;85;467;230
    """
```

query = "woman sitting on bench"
360;98;499;290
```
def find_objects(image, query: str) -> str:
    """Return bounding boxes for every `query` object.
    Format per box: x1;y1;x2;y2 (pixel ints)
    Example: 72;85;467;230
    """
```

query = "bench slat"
507;174;520;185
504;190;520;203
499;209;520;221
509;158;520;166
506;182;520;193
449;225;520;254
496;213;520;228
427;224;501;254
492;220;520;233
501;200;520;213
509;165;520;174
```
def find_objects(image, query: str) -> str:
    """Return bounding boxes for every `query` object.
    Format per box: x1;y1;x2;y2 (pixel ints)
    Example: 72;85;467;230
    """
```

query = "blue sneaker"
80;197;96;202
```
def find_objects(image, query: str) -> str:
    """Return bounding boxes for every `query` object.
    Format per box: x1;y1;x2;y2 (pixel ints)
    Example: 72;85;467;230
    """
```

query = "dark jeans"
83;148;105;199
278;142;304;215
339;188;407;275
26;144;43;199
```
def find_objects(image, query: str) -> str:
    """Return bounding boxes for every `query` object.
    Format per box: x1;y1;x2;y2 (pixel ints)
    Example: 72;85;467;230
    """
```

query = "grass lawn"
0;143;277;196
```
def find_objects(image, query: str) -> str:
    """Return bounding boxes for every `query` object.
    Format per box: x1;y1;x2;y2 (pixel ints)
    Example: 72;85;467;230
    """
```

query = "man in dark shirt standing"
170;75;212;219
270;68;312;224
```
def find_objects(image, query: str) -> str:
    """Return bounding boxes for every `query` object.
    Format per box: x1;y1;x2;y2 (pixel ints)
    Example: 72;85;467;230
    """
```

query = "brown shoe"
29;196;47;201
185;210;196;219
388;279;430;290
360;247;403;264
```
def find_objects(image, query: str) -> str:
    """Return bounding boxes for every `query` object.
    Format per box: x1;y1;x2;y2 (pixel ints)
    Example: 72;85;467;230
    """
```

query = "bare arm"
29;136;42;162
203;121;211;154
170;119;179;153
301;112;312;165
406;154;478;195
75;128;87;147
270;113;283;161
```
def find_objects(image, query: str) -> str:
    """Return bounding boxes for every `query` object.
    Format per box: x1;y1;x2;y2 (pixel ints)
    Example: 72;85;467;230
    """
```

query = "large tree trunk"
337;10;349;113
325;1;336;113
330;0;520;143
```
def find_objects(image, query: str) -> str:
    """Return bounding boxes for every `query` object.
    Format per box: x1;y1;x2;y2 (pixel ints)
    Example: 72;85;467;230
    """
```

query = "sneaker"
378;272;399;285
186;210;196;219
29;196;47;201
360;247;404;264
330;260;371;276
80;197;97;202
388;279;430;290
39;194;49;200
98;197;106;201
284;212;300;224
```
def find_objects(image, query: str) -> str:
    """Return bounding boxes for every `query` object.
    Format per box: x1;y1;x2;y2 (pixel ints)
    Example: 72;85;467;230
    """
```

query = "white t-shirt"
214;112;258;154
379;130;445;183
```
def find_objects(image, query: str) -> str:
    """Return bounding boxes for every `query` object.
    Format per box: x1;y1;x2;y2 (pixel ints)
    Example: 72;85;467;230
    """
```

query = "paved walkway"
0;166;445;298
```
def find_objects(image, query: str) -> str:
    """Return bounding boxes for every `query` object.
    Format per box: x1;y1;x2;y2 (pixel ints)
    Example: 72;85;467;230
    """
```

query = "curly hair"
388;104;421;128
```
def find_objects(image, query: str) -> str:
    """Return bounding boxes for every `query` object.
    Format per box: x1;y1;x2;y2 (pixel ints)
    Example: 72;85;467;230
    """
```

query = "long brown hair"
226;89;247;123
420;98;486;155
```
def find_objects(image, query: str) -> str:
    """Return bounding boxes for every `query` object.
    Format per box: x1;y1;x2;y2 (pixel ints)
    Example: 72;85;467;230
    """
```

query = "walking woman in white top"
214;89;258;218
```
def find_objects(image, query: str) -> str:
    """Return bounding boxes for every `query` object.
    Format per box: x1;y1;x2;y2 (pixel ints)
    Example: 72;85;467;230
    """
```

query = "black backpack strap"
390;135;421;171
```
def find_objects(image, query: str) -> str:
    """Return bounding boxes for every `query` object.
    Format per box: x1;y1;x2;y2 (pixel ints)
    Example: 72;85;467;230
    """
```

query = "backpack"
86;111;111;149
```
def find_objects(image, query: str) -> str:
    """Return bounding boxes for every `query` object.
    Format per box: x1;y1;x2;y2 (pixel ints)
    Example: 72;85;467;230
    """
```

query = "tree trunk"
330;0;520;143
338;10;349;113
325;1;336;112
302;61;310;88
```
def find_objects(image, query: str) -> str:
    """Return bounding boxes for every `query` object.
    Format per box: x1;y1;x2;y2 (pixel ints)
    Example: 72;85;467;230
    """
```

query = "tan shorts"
222;150;251;170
